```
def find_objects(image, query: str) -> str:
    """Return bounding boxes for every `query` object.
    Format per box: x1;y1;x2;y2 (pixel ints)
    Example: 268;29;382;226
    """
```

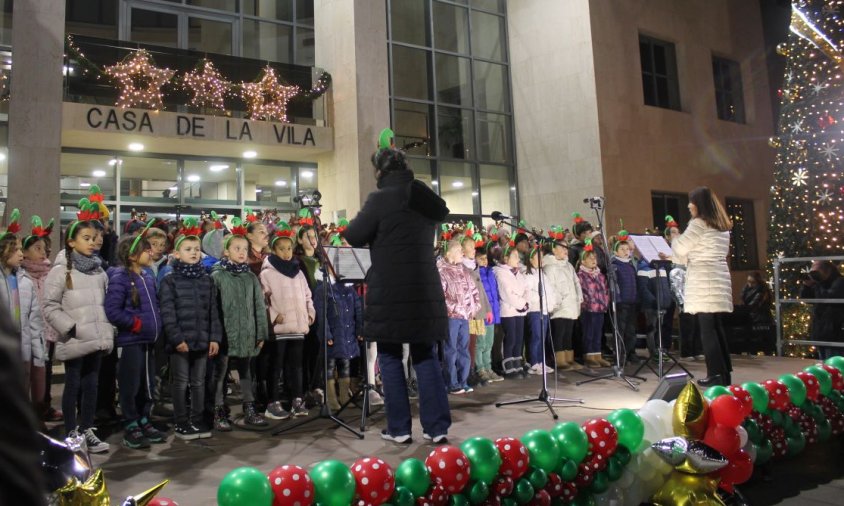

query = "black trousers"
679;312;702;357
550;318;575;350
695;313;732;378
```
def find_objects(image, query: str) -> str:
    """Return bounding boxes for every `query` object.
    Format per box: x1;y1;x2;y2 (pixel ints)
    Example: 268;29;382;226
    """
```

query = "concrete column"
507;0;604;227
314;0;389;220
6;0;65;251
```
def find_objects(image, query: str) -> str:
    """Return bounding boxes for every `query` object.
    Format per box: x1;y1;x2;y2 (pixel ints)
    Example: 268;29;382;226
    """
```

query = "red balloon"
574;463;594;489
528;489;551;506
268;465;314;506
493;476;514;497
710;395;746;428
703;424;741;457
727;385;754;418
585;453;607;472
494;437;530;480
351;457;395;506
544;473;563;498
425;446;471;495
718;449;753;492
559;481;578;503
795;372;821;402
581;418;618;459
479;494;502;506
821;365;844;391
427;484;449;506
763;380;791;411
149;499;179;506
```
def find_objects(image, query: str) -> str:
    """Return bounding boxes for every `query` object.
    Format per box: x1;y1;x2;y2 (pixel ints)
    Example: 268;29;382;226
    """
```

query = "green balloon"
502;499;518;506
742;419;763;445
467;481;490;505
786;431;806;457
703;385;731;401
521;430;560;473
770;409;784;426
589;471;609;494
824;356;844;374
309;460;356;506
391;486;415;506
450;495;470;506
805;365;833;396
817;417;832;442
551;422;589;464
217;467;273;506
606;456;622;482
779;374;808;407
395;458;431;497
607;409;644;452
742;382;770;413
513;478;535;505
571;492;597;506
614;445;632;467
558;458;578;481
461;437;502;485
756;439;773;465
527;467;548;490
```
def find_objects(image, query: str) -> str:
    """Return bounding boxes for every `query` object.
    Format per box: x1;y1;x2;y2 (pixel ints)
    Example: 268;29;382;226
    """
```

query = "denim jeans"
170;351;207;425
328;358;351;378
580;312;604;354
210;353;229;408
63;352;103;432
475;325;495;371
444;318;471;389
379;342;451;438
501;316;525;362
527;312;551;365
117;344;155;425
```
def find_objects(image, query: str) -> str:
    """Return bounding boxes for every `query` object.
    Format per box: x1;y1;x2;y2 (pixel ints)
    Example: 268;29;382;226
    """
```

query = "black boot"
697;375;724;387
242;402;268;427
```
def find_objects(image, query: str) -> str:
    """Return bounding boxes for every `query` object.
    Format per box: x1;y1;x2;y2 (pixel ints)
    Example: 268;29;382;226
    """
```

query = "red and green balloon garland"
216;356;844;506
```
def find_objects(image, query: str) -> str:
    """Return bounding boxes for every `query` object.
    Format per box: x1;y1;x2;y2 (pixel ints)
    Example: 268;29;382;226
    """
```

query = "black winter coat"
159;270;223;353
800;271;844;343
344;169;450;344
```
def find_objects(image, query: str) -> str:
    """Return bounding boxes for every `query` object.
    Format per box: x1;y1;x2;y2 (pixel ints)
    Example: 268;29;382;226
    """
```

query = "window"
651;192;690;232
726;198;759;270
639;35;680;111
712;56;745;123
66;0;118;40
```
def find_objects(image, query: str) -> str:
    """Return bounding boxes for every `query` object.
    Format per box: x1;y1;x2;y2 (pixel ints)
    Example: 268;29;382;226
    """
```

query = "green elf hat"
336;218;350;234
23;215;55;249
210;211;225;230
329;233;343;247
664;215;679;238
0;208;21;241
67;197;102;240
129;218;156;255
271;220;296;247
225;217;248;249
515;219;527;235
297;208;315;227
244;207;260;224
175;217;203;249
378;127;396;151
488;226;500;242
503;238;517;259
613;220;630;252
440;223;454;242
580;238;595;261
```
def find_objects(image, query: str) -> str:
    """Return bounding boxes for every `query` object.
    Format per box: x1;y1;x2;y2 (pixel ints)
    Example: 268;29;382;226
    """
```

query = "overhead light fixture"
0;153;6;161
128;142;144;152
209;164;229;172
92;170;107;178
471;191;479;197
510;186;516;191
168;186;178;192
243;150;257;159
108;158;119;166
452;181;464;188
275;180;288;187
256;189;263;193
187;174;201;182
301;170;314;178
432;181;439;186
80;182;91;188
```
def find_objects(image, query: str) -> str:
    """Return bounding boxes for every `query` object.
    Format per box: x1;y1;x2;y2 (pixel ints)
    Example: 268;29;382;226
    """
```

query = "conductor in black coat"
344;146;452;444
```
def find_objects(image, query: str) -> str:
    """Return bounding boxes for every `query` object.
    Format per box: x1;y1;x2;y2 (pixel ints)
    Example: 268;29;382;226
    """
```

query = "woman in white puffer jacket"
669;187;733;387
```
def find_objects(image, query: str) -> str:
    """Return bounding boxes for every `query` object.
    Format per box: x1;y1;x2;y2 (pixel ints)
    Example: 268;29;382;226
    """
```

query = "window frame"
651;191;690;232
712;55;745;123
639;34;681;111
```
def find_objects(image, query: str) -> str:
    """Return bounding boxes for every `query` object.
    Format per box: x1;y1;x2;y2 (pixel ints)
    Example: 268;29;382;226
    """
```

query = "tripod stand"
335;337;382;432
576;198;643;391
493;216;583;420
273;203;364;440
632;260;693;380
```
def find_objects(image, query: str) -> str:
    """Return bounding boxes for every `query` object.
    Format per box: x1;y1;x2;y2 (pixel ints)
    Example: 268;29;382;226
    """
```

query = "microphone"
490;211;514;221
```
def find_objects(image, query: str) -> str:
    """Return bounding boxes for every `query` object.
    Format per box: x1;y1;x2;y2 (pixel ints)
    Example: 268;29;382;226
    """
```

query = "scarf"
22;258;51;279
612;255;632;263
580;265;601;275
220;258;250;274
172;260;205;279
268;254;301;279
462;258;477;271
71;251;102;274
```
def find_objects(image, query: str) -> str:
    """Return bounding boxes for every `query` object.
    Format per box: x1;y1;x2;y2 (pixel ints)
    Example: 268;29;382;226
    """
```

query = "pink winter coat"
437;258;481;320
494;265;529;318
260;257;315;336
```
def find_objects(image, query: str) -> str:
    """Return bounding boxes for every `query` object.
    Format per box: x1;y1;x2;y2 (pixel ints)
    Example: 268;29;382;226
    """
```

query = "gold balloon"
768;136;781;148
652;471;725;506
776;42;789;57
54;469;110;506
672;382;709;440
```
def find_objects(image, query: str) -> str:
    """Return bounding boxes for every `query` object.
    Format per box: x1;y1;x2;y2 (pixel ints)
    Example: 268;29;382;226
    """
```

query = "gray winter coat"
0;270;46;366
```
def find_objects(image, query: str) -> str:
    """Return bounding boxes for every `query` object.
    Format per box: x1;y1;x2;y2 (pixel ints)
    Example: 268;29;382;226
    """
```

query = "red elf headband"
0;208;21;241
23;215;55;249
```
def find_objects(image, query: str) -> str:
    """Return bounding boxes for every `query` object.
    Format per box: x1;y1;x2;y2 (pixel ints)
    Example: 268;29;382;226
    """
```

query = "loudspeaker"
648;372;691;402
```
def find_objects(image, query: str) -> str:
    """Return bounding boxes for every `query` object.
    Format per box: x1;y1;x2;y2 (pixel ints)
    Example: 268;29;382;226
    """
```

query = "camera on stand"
583;196;605;210
294;190;323;209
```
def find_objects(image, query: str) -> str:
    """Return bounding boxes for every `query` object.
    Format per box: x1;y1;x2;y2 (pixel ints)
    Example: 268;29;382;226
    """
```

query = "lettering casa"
84;106;316;146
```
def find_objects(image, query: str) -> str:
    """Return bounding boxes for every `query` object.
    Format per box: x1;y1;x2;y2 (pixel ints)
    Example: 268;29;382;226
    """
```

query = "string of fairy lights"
768;0;844;357
64;35;332;121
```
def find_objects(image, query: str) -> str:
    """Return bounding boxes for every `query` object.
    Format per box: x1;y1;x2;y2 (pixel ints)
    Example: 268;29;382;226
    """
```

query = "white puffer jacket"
542;254;583;320
525;269;559;316
0;270;46;366
43;263;114;361
494;265;529;318
671;218;733;315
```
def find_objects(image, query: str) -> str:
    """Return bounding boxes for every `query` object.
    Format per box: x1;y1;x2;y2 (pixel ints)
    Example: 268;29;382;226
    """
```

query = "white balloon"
743;440;758;463
623;479;644;506
594;490;611;506
618;468;636;488
737;425;749;447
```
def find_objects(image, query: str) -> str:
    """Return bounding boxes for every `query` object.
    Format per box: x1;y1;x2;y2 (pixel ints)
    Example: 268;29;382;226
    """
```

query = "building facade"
2;0;774;294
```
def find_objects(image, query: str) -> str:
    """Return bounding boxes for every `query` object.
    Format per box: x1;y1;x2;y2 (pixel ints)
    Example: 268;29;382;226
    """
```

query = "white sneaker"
381;430;412;444
423;433;449;444
368;390;384;406
84;428;110;453
541;364;554;374
527;364;542;375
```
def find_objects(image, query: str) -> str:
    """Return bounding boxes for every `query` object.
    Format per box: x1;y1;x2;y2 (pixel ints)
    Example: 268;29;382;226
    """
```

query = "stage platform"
62;355;843;504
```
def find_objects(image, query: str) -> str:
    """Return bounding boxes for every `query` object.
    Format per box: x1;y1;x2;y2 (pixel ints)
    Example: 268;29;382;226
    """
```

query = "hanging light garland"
103;49;175;110
181;58;230;111
240;65;301;122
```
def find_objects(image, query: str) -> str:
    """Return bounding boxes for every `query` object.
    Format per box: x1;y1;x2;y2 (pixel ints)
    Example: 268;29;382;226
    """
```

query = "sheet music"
628;235;673;264
325;247;371;281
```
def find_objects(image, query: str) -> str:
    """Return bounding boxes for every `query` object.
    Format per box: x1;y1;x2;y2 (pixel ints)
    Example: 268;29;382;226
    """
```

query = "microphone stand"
493;218;583;420
575;201;644;391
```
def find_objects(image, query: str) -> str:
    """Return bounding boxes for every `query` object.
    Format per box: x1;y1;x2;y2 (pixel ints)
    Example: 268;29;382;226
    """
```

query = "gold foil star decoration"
53;468;109;506
104;50;175;110
182;59;230;110
240;66;300;122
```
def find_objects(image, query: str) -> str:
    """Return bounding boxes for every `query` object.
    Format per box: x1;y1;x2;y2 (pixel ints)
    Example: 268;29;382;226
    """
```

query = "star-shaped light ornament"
785;70;795;83
104;50;175;110
820;142;839;160
240;66;300;122
816;189;834;205
822;3;839;17
182;59;230;110
812;82;827;95
790;119;804;134
792;168;809;186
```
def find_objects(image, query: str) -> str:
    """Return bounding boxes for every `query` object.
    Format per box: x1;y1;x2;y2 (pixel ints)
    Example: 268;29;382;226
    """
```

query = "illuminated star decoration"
182;59;230;110
790;119;804;134
812;82;826;95
816;188;833;205
104;49;175;110
240;66;300;122
820;142;839;160
786;70;795;83
791;167;809;186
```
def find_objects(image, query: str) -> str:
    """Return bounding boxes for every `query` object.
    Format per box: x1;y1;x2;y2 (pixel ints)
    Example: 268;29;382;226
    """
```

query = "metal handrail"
773;255;844;356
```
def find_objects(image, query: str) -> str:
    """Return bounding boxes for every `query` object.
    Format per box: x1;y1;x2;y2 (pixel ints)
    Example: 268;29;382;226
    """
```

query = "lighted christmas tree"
768;0;844;356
